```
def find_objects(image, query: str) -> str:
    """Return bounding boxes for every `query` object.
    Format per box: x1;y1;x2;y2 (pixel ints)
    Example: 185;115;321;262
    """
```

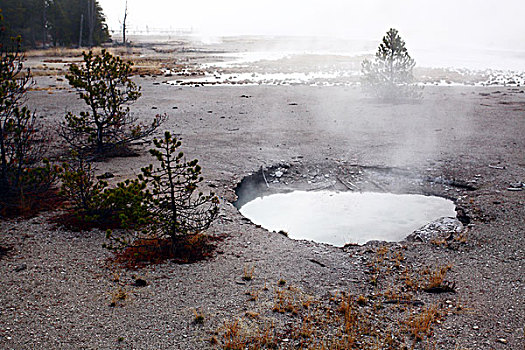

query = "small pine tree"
361;28;421;101
0;13;57;214
106;131;219;250
59;151;151;229
60;50;165;156
59;153;107;214
143;132;219;240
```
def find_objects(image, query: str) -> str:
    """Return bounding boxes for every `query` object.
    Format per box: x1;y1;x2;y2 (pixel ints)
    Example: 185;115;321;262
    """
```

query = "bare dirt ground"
0;39;524;349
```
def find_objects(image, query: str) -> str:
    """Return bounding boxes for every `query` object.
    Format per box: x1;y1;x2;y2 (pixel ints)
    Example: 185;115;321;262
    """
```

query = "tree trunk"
42;4;47;48
122;1;128;46
87;0;95;47
0;126;9;192
79;14;84;48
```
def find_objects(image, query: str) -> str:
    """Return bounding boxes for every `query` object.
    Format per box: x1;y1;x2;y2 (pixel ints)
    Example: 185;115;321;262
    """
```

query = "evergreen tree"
0;11;57;214
105;132;219;250
0;0;110;48
60;50;165;156
361;28;421;101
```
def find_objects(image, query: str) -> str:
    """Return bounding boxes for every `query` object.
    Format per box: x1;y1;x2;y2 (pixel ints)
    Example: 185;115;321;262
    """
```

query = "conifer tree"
142;131;219;240
60;50;165;156
0;0;110;48
105;132;219;250
361;28;421;101
0;12;57;214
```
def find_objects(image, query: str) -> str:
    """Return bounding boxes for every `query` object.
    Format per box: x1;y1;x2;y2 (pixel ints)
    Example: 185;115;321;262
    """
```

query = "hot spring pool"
237;191;456;246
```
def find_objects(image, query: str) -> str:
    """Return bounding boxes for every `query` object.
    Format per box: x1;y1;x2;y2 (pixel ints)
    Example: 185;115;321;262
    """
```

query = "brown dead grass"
403;305;441;342
49;210;123;232
422;264;453;290
24;46;142;58
212;246;460;349
1;188;64;219
110;234;219;269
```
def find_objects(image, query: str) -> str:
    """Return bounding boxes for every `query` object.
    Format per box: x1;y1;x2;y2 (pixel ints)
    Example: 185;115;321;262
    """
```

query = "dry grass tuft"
403;305;441;342
422;264;454;292
193;309;205;324
109;287;129;307
110;234;219;269
2;189;64;219
242;264;255;281
211;245;462;349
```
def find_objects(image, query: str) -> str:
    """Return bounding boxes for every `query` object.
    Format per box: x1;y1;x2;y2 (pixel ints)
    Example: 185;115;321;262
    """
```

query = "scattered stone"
97;172;114;180
308;259;326;267
14;264;27;272
496;338;507;344
507;182;524;191
488;164;505;170
407;217;464;242
133;278;148;287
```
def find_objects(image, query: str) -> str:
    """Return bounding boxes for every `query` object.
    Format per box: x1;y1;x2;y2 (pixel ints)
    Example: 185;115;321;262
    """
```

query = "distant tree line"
0;0;110;48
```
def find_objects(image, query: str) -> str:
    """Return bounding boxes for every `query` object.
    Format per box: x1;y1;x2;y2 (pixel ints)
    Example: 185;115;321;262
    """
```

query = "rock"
406;217;464;242
133;278;148;287
508;182;524;191
274;171;283;178
455;207;471;225
496;338;507;344
14;264;27;272
97;172;114;180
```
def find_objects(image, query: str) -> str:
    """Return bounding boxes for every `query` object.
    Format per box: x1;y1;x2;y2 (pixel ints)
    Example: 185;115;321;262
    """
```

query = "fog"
99;0;525;50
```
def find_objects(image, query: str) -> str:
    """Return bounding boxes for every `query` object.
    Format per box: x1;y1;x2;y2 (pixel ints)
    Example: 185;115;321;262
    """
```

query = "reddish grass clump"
1;189;64;219
110;234;219;269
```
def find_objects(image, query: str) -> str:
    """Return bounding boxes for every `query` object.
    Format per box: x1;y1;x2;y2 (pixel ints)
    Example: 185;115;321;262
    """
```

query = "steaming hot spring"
233;164;462;246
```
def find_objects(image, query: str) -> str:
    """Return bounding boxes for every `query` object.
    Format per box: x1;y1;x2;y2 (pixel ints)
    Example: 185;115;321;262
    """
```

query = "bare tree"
78;13;84;48
86;0;95;47
122;0;128;46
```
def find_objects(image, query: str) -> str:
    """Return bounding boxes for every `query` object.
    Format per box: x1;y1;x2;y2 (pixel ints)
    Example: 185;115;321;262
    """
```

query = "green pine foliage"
0;0;110;48
102;178;151;229
0;15;58;215
59;151;151;229
361;28;421;101
106;131;219;250
143;131;220;239
60;50;165;156
59;153;107;214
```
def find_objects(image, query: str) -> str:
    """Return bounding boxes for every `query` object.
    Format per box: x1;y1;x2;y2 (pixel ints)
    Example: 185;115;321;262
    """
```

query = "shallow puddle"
237;191;456;246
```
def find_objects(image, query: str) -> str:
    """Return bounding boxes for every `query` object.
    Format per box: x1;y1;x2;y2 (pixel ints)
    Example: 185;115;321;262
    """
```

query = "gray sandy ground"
0;76;523;349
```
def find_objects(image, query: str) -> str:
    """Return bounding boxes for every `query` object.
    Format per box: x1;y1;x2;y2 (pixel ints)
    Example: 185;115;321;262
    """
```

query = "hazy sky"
98;0;525;49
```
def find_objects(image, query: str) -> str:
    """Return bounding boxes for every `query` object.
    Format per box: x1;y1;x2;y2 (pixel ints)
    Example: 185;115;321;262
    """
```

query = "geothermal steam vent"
235;189;456;247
